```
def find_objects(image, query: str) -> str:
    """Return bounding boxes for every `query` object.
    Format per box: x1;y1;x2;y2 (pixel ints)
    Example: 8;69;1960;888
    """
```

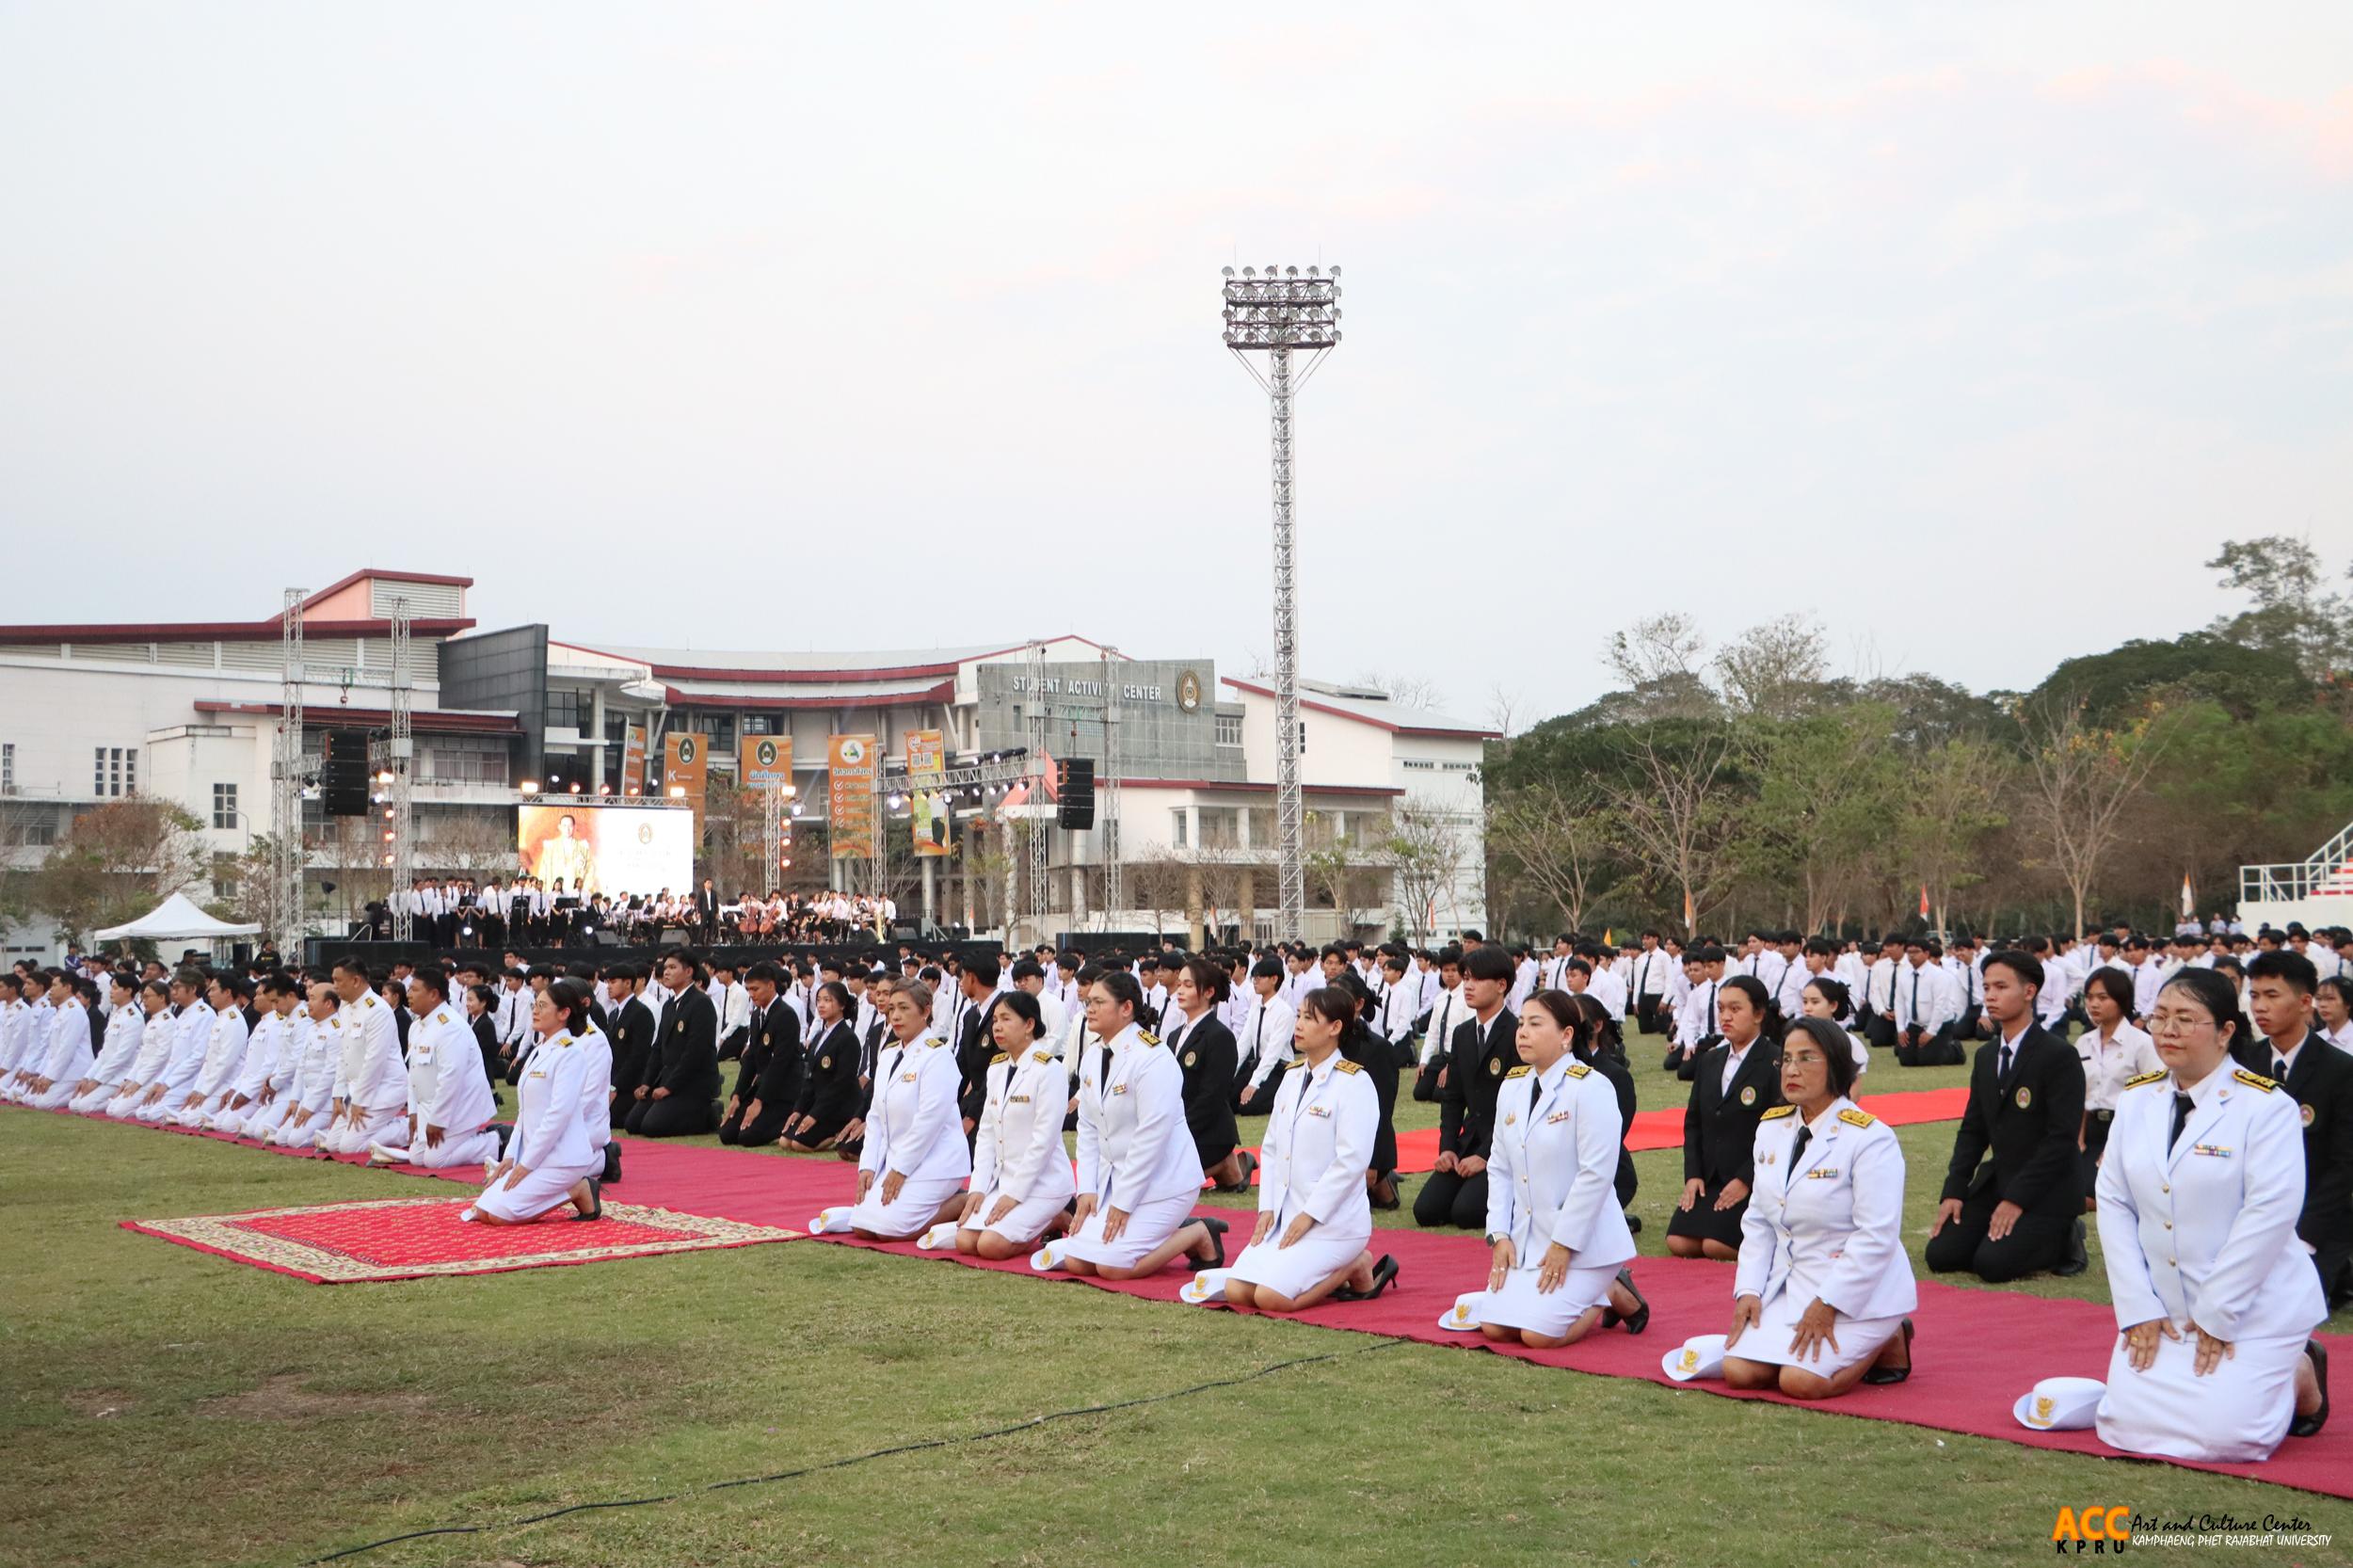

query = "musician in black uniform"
1667;974;1782;1260
1413;945;1518;1229
1163;957;1244;1189
2234;949;2353;1307
1927;950;2088;1282
719;960;803;1147
785;981;862;1151
625;950;721;1137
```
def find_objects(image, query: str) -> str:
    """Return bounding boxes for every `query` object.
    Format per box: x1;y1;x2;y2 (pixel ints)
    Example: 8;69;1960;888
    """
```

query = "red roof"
194;701;520;735
0;569;474;646
663;680;956;711
559;634;1112;685
299;568;472;609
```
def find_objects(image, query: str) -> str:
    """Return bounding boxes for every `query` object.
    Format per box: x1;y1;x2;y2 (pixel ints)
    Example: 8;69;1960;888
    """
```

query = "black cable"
303;1336;1403;1563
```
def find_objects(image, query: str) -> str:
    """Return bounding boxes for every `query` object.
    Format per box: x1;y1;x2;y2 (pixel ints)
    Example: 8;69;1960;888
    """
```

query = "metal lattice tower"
761;780;784;893
1224;264;1340;943
386;598;415;939
271;586;307;955
1026;641;1050;945
1099;646;1122;923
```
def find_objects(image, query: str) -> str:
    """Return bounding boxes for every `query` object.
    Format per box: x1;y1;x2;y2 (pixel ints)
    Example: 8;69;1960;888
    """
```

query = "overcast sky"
5;4;2348;727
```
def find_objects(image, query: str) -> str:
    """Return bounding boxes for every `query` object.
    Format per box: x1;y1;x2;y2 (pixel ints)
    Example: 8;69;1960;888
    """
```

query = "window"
1170;809;1188;848
92;746;136;798
1215;712;1242;747
546;689;584;731
212;782;238;829
1;742;11;793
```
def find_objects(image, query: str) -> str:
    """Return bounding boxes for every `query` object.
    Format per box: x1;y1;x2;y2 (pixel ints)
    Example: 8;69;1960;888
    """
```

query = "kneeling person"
955;993;1077;1259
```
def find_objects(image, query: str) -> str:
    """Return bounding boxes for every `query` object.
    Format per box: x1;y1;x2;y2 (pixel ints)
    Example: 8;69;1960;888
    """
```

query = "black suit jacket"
742;1000;805;1110
953;992;1009;1126
470;1014;503;1092
793;1018;863;1127
1939;1023;2085;1219
1165;1013;1240;1162
2233;1031;2353;1249
1579;1044;1639;1207
1682;1038;1782;1188
1437;1009;1518;1160
651;985;722;1104
609;996;656;1100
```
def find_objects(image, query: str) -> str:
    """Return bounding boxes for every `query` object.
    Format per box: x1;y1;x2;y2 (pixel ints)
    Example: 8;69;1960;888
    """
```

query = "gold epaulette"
1838;1107;1875;1128
2125;1070;2168;1089
1138;1031;1160;1047
1285;1056;1305;1069
1333;1059;1362;1075
2233;1067;2279;1094
1504;1064;1532;1079
989;1051;1009;1065
1564;1063;1591;1079
1031;1049;1055;1065
1759;1104;1796;1121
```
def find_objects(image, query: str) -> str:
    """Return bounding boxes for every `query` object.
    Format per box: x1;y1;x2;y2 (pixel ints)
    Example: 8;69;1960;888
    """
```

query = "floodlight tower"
1223;263;1340;944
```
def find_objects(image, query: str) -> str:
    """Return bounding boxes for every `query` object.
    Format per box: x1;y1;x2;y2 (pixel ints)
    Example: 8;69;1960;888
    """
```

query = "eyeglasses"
2145;1009;2215;1036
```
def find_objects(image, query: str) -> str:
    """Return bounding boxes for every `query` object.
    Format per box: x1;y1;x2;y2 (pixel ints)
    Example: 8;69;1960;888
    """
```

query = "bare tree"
1715;613;1830;721
1901;736;2011;933
1304;810;1381;936
1486;782;1620;934
1188;843;1253;945
1605;612;1707;692
1606;725;1742;936
1380;803;1466;948
2013;695;2176;938
420;811;521;881
29;796;211;948
1127;847;1192;939
1353;669;1448;713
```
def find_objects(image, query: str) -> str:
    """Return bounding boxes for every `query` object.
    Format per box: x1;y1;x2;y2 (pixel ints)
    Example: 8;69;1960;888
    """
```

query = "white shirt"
2077;1021;2163;1112
1237;994;1296;1089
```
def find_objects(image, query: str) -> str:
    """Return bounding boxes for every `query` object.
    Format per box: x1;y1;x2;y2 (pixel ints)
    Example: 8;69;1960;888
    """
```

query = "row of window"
94;746;137;798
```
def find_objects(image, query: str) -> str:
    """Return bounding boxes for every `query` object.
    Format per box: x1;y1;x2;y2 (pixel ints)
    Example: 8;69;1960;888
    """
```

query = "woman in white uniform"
1224;984;1394;1310
848;982;971;1240
2093;968;2328;1460
1797;978;1871;1082
1724;1016;1917;1398
955;991;1074;1259
2076;967;2161;1205
1051;971;1225;1279
1477;991;1646;1347
468;984;604;1225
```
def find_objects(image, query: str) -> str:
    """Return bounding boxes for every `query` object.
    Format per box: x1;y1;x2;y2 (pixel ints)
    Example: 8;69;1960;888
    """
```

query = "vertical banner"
905;729;949;856
621;726;648;796
740;734;792;790
827;733;878;859
664;732;708;801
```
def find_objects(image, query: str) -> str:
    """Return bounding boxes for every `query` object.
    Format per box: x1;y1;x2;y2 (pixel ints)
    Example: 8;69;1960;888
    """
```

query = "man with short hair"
166;974;250;1127
321;958;406;1155
2235;951;2353;1307
1416;945;1517;1231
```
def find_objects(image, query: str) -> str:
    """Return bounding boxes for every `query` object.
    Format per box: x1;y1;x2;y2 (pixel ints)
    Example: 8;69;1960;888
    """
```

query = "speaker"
1058;758;1096;830
319;728;371;817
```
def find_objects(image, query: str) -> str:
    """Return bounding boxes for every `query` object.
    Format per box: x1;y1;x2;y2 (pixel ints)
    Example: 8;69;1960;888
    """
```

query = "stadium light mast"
1223;263;1340;944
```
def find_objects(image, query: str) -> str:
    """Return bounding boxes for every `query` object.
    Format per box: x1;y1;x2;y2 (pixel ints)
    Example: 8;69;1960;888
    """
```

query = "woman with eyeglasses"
2092;968;2328;1459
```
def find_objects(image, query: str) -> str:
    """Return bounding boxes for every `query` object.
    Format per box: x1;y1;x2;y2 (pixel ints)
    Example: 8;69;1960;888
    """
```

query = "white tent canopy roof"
92;891;262;943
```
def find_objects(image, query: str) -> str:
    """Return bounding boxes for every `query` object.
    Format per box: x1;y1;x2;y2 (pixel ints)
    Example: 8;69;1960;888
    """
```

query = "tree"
2012;695;2176;939
206;832;308;945
1743;704;1901;934
1380;802;1466;948
1715;613;1830;721
1304;810;1383;936
29;796;209;948
1604;722;1744;936
1353;670;1448;713
2205;534;2352;681
1900;735;2011;934
1485;781;1621;935
1127;847;1192;939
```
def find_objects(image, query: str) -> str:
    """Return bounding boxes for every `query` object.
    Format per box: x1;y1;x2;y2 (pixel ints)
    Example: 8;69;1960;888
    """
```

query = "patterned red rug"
121;1196;801;1284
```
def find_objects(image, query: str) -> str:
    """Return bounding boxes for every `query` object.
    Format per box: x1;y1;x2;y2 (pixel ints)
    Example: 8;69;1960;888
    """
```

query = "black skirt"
1665;1184;1748;1247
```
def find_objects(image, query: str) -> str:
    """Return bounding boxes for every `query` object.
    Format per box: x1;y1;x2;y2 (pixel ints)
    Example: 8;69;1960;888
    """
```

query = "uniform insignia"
1489;1058;1505;1077
1738;1085;1756;1106
2191;1144;2233;1158
1010;1094;1031;1104
819;1056;831;1068
1805;1168;1839;1180
899;1071;918;1083
434;1010;450;1025
1503;1064;1531;1079
1564;1062;1590;1078
990;1051;1009;1065
1138;1031;1160;1047
2014;1085;2032;1109
2125;1070;2168;1088
1112;1084;1128;1096
1334;1059;1362;1075
365;997;377;1009
2301;1103;2317;1128
1545;1109;1572;1124
1759;1104;1795;1120
1307;1103;1331;1118
676;1021;685;1034
1182;1050;1196;1067
1285;1056;1305;1069
2233;1068;2278;1094
1031;1049;1054;1064
1838;1108;1875;1128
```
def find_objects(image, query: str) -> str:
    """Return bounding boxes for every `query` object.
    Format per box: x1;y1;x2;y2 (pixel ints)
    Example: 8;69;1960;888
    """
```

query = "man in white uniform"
68;975;150;1113
205;974;294;1135
321;957;407;1155
368;969;501;1168
163;976;250;1126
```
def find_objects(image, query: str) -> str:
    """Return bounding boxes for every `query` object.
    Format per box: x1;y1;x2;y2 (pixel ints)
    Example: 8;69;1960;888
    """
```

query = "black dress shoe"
1216;1150;1258;1194
2054;1219;2089;1277
1625;1212;1642;1235
2290;1340;2329;1438
1189;1216;1229;1272
1862;1318;1914;1385
1599;1267;1650;1334
570;1177;604;1222
1335;1254;1401;1302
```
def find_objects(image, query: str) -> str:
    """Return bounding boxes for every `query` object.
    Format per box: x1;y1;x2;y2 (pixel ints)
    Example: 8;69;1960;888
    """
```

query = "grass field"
3;1053;2345;1568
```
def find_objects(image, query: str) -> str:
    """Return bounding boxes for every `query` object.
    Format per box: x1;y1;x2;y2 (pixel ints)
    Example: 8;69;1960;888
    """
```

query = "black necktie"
1790;1124;1813;1172
2169;1092;2193;1150
1997;1042;2014;1082
2274;1055;2289;1080
1706;987;1716;1034
1909;969;1919;1026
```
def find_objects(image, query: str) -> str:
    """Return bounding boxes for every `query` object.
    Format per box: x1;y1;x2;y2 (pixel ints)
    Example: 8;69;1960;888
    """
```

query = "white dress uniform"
205;1010;286;1134
1731;1098;1916;1374
322;992;406;1154
161;1005;247;1126
1479;1056;1637;1336
1063;1023;1203;1269
2092;1064;2326;1462
257;1014;337;1145
375;1004;503;1168
472;1028;601;1223
848;1034;970;1239
24;1000;96;1111
103;1008;180;1119
962;1045;1077;1244
1226;1050;1377;1300
69;1002;147;1113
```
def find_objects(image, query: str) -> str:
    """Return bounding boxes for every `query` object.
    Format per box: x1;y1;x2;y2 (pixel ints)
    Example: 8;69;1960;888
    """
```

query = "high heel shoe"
569;1176;604;1222
1335;1254;1401;1302
1861;1317;1913;1384
1600;1267;1650;1335
2290;1340;2329;1437
1189;1216;1229;1272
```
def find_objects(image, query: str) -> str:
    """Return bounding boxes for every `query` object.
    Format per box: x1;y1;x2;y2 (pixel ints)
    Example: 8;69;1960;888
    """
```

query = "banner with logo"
664;732;708;802
828;733;878;859
905;729;949;856
621;726;648;796
740;734;792;790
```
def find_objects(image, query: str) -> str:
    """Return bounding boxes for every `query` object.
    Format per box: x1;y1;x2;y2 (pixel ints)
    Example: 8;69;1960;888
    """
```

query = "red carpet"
30;1103;2353;1496
121;1195;798;1283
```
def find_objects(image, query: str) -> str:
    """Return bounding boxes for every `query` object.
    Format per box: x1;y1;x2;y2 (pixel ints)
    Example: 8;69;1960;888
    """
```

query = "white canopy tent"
92;892;263;944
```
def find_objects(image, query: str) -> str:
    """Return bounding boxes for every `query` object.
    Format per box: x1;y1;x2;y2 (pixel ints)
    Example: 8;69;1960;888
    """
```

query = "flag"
2180;873;2195;918
1681;888;1694;932
1918;885;1929;920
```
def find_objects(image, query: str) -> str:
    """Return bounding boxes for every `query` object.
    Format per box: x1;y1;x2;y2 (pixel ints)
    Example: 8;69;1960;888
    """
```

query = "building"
1;568;1489;955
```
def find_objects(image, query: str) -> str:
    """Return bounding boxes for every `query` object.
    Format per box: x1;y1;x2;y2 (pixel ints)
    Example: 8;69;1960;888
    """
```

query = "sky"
5;3;2349;728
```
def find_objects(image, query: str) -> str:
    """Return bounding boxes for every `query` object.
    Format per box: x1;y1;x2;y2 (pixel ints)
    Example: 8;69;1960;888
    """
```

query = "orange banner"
905;729;949;857
740;734;792;790
621;725;648;796
828;733;878;859
664;732;708;801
